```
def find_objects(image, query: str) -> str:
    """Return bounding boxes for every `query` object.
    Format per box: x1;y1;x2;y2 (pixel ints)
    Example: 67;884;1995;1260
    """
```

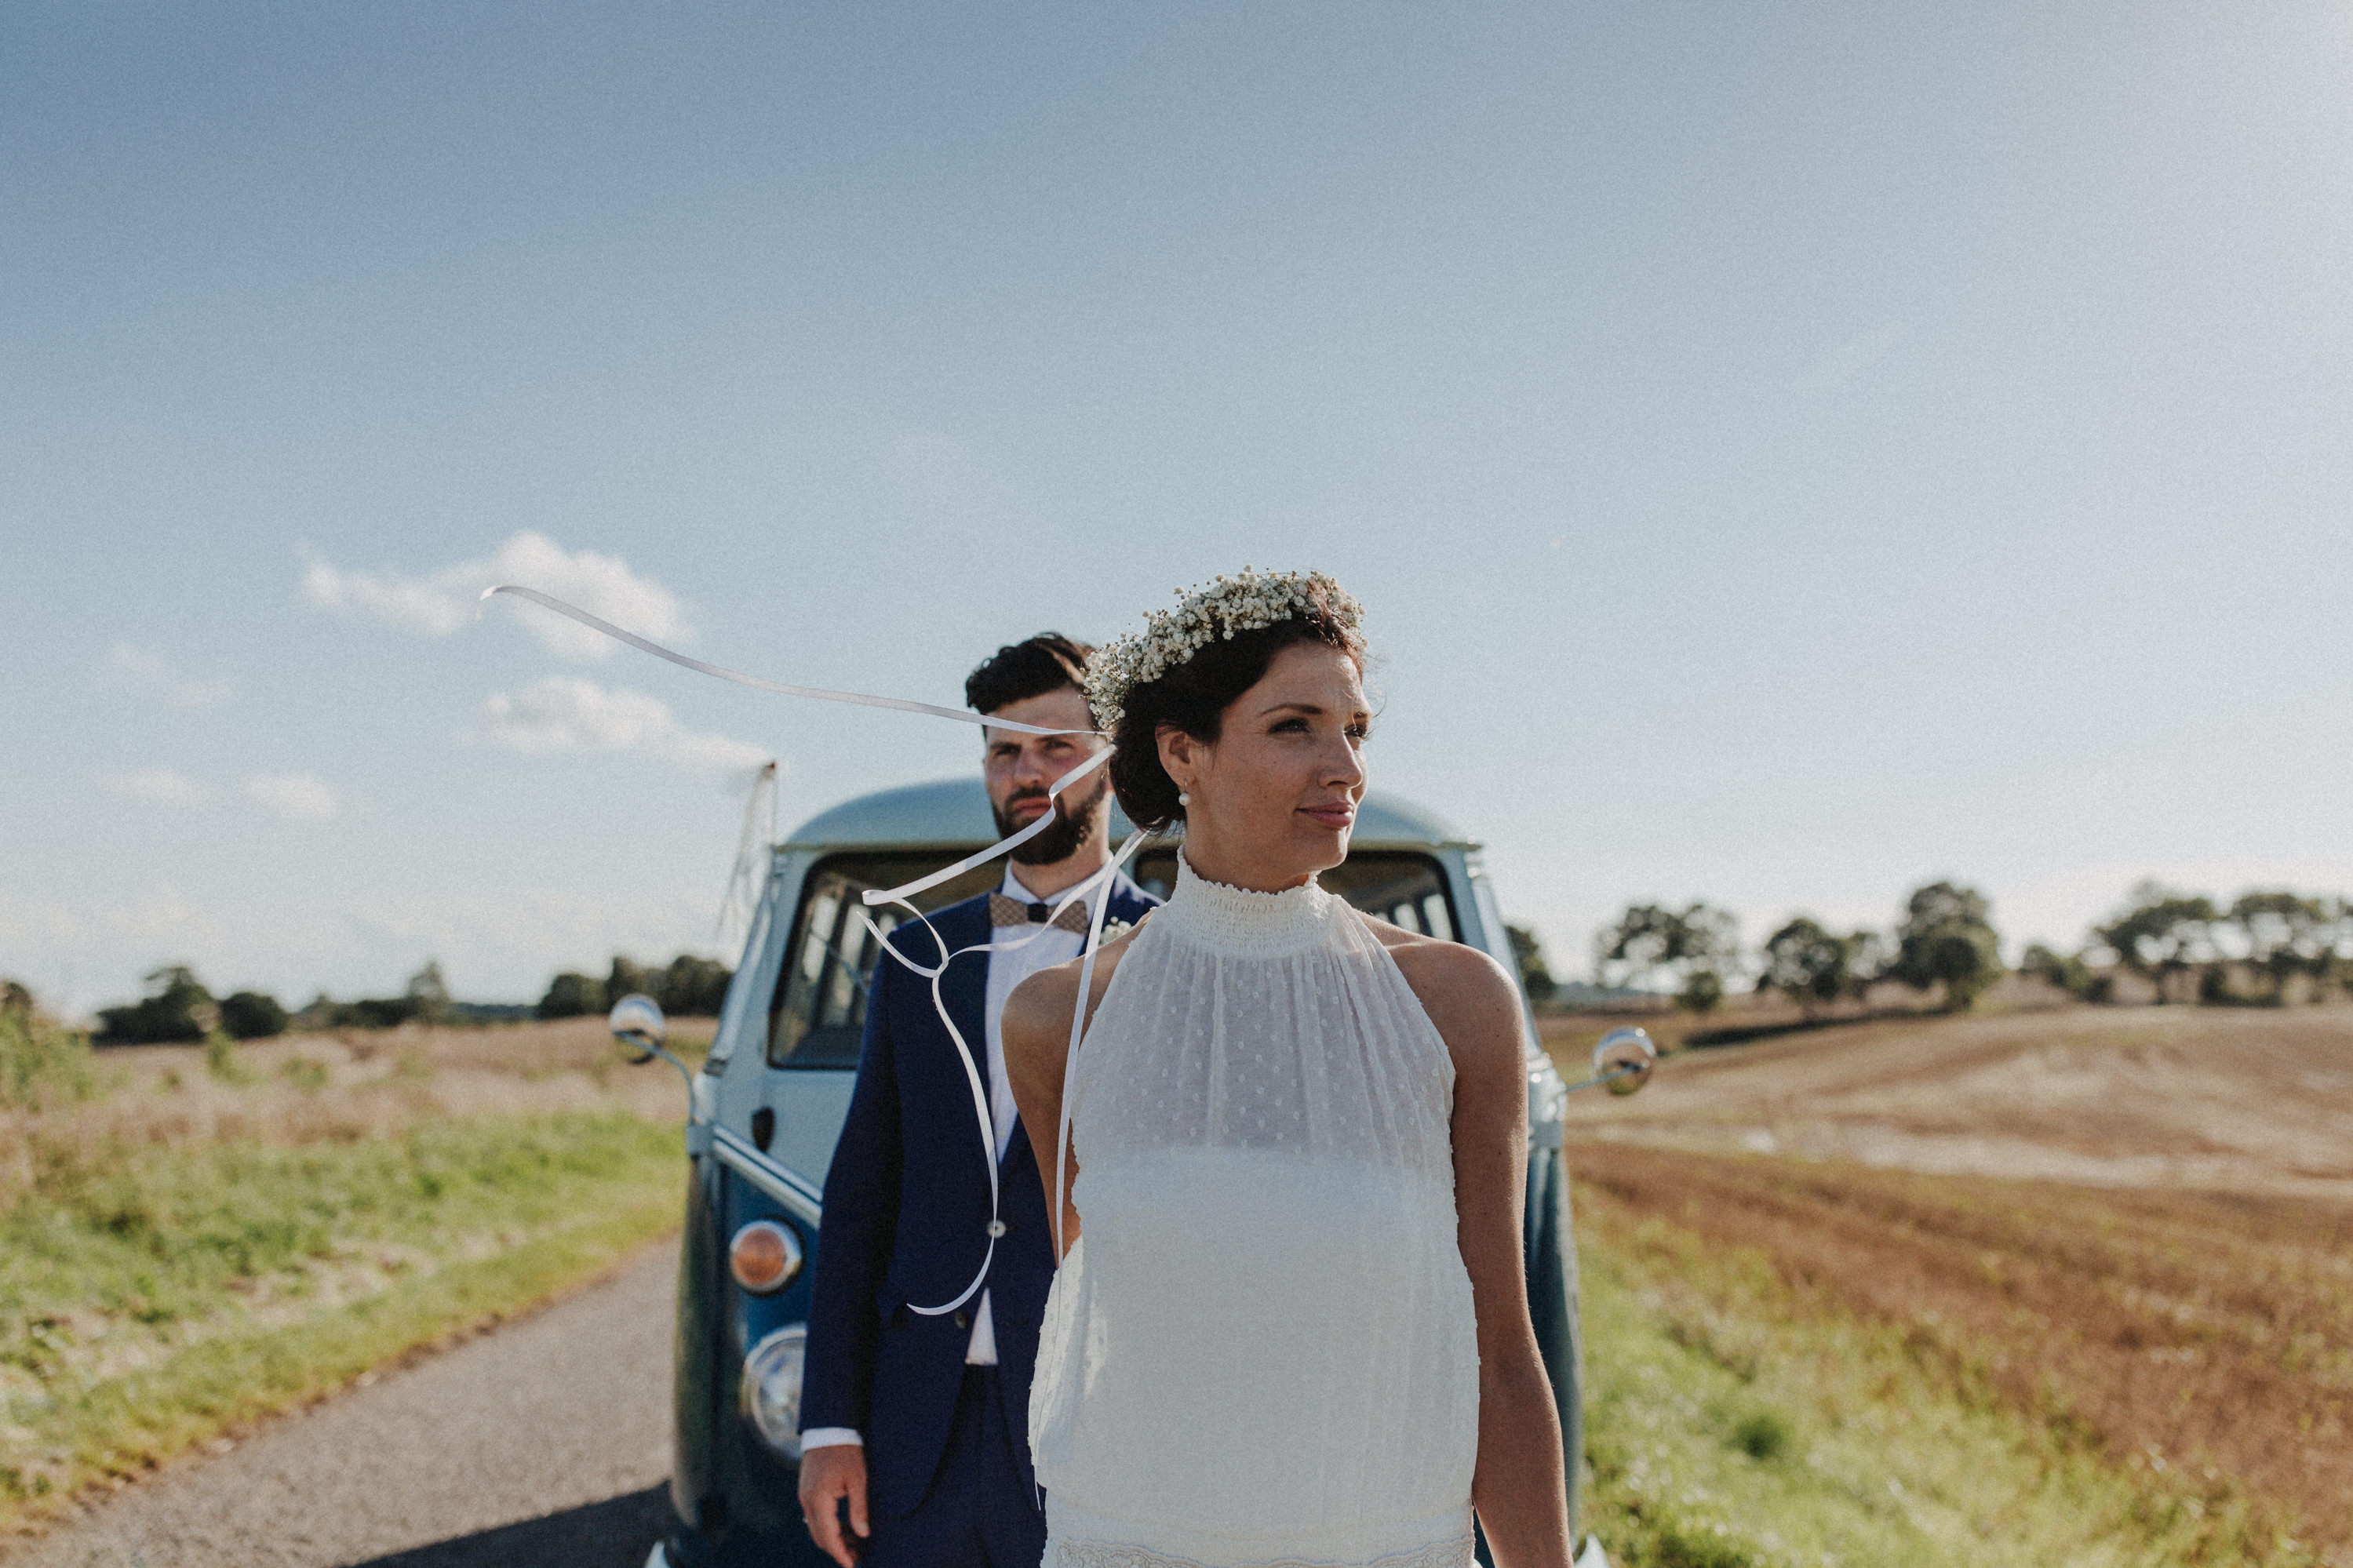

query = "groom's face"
984;686;1108;865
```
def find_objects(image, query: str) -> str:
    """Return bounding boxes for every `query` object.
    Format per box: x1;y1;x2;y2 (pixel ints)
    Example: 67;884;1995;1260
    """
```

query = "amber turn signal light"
729;1220;803;1295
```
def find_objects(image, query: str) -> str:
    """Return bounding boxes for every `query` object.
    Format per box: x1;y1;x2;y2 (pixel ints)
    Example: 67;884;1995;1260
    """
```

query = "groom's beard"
998;774;1109;866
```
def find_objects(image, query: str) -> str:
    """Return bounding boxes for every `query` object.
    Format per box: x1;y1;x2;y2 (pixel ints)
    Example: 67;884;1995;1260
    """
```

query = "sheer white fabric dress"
1029;855;1481;1568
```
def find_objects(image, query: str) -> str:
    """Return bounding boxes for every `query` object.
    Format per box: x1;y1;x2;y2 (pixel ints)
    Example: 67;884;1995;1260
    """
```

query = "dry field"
1547;1003;2353;1200
1;1016;701;1210
1548;1005;2353;1559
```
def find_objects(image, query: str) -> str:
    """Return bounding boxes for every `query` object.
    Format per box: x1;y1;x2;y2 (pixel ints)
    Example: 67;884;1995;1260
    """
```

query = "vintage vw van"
634;780;1623;1568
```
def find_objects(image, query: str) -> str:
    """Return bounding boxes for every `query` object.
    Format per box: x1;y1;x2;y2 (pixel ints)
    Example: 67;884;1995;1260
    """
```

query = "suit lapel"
930;898;993;1105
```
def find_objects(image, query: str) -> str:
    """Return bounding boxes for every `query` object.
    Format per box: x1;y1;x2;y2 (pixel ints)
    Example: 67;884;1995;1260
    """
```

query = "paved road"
10;1242;683;1568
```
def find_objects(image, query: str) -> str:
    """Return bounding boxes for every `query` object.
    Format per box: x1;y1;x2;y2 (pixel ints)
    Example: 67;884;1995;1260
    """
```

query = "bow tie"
989;893;1093;934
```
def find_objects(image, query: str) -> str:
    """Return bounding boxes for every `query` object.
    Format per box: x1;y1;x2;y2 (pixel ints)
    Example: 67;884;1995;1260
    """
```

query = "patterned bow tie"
989;893;1093;934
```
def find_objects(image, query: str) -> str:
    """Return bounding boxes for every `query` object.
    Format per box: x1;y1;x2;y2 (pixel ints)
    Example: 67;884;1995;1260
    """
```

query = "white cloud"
246;773;342;821
102;768;206;805
480;678;772;775
102;643;233;708
300;530;687;662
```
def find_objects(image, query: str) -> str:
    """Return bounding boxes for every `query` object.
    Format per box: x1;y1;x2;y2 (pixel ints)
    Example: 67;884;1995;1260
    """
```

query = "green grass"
1576;1215;2304;1568
0;1111;681;1523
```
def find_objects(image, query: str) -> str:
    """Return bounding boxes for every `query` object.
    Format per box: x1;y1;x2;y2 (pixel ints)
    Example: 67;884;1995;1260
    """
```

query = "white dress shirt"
800;864;1098;1453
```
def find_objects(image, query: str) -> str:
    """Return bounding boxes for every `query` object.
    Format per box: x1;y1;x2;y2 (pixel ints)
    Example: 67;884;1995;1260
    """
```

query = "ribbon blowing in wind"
480;584;1138;1314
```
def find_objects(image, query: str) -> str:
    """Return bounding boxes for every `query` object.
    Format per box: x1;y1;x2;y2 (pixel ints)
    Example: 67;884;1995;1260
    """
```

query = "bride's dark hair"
1105;586;1366;833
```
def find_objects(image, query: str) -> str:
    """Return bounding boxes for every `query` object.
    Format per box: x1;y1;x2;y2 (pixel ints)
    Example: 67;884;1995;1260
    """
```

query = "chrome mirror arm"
608;991;705;1126
640;1041;700;1114
1560;1060;1647;1094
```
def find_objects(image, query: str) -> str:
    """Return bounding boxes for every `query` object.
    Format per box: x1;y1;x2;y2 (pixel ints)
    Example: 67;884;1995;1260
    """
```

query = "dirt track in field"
1546;1003;2353;1202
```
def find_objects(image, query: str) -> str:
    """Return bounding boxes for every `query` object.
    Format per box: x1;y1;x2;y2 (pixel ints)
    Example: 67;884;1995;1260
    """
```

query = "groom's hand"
799;1444;870;1566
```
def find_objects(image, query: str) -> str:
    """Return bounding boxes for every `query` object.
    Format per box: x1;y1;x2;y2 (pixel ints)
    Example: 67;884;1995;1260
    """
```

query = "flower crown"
1082;567;1364;729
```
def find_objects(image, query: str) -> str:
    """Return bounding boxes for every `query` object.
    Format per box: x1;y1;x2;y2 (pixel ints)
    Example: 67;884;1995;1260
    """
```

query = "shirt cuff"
799;1427;863;1450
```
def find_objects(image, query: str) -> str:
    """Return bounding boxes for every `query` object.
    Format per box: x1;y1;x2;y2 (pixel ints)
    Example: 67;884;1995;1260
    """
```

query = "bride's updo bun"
1088;571;1365;832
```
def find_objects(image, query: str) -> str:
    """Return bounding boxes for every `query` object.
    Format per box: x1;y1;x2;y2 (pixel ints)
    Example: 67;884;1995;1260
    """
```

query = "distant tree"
1757;918;1879;1014
2226;891;2340;1003
538;971;607;1020
95;965;215;1044
1505;926;1557;1004
2093;882;2220;1005
1594;902;1740;1009
341;995;420;1029
1888;882;2002;1012
2320;897;2353;997
606;956;655;1009
1849;929;1890;988
1675;968;1725;1014
218;991;289;1039
1;984;96;1108
404;960;455;1025
659;954;734;1017
2019;943;2098;1001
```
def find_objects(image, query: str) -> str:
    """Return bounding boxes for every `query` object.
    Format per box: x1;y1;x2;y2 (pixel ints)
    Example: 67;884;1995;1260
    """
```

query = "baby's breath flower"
1082;567;1363;729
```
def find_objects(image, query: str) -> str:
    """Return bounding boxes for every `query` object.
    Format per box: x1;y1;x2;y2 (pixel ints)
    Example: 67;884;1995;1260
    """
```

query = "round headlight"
730;1220;803;1294
741;1324;807;1460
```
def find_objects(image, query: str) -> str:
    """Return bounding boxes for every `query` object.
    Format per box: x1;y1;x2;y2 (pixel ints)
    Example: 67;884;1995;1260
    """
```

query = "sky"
4;2;2350;1017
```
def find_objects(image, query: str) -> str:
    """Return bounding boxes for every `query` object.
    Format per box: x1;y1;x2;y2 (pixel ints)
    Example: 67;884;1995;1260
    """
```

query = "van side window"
766;854;999;1068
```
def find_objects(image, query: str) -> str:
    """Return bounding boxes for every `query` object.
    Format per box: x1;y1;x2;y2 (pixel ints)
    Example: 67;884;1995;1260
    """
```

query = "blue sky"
5;2;2349;1015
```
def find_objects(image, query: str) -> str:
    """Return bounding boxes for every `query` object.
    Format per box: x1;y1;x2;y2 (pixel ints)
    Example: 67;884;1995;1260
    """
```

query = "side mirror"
609;992;667;1064
1592;1027;1656;1097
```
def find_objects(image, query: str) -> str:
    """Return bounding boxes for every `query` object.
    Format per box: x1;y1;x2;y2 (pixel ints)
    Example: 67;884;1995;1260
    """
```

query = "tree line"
90;961;473;1043
83;952;735;1045
535;954;733;1020
2027;882;2353;1006
1509;878;2352;1015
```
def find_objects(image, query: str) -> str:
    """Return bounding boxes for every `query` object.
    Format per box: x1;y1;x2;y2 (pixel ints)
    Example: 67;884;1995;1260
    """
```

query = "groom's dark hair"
965;633;1095;718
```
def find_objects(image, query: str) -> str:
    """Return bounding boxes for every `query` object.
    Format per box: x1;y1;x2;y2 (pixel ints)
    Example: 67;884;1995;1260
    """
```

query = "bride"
1002;571;1574;1568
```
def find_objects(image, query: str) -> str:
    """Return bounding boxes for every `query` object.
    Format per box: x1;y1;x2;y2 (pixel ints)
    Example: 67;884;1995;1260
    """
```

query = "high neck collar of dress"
1157;849;1335;956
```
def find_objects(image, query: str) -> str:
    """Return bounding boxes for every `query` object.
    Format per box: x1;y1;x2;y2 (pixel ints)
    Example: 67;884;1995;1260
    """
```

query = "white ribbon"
476;584;1139;1313
859;824;1151;1315
479;584;1101;737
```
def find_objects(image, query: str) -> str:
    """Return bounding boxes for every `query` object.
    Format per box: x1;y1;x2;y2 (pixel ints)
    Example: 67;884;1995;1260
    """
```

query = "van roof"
781;778;1473;852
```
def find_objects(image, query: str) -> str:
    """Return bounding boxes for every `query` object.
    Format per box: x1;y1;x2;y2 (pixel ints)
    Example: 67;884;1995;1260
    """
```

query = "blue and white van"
631;780;1617;1568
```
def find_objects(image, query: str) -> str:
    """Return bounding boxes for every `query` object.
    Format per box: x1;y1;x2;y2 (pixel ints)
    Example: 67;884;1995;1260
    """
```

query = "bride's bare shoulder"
1361;915;1523;1064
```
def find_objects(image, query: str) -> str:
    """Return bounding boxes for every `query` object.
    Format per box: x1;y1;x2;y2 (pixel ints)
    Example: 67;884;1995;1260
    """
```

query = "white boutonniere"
1096;917;1136;944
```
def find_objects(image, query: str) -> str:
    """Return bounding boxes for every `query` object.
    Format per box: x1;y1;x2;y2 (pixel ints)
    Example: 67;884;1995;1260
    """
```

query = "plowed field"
1546;1006;2353;1561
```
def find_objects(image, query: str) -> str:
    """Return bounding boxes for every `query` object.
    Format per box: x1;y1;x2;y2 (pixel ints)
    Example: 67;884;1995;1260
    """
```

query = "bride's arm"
1401;942;1575;1568
1002;962;1087;1261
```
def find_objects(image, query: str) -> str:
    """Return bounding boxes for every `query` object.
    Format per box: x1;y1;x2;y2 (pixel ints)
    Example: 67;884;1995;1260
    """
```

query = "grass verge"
0;1111;679;1533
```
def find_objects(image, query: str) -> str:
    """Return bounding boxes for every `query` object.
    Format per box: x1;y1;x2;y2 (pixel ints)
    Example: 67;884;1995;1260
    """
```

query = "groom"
799;633;1158;1568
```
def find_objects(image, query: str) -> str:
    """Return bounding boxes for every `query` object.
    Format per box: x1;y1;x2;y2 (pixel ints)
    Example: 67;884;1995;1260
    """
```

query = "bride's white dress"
1029;856;1480;1568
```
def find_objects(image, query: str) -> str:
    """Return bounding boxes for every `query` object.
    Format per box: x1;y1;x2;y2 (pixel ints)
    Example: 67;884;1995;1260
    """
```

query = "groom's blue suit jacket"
803;874;1159;1518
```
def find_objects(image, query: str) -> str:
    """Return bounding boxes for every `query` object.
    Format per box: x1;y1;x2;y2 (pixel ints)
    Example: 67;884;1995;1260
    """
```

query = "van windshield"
765;849;1459;1069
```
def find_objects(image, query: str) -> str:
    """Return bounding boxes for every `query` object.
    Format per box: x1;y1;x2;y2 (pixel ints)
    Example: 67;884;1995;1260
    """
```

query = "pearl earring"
1178;792;1191;806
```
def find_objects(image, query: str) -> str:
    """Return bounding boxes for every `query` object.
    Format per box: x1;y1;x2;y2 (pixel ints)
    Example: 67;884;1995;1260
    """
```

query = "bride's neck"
1178;832;1316;894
